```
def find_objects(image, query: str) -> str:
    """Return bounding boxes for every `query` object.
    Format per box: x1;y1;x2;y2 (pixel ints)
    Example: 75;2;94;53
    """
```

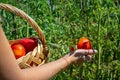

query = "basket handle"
0;3;48;53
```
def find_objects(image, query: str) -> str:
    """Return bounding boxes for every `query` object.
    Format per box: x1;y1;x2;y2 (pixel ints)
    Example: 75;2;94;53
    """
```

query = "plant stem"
97;16;101;70
26;7;29;37
26;23;29;37
97;0;102;71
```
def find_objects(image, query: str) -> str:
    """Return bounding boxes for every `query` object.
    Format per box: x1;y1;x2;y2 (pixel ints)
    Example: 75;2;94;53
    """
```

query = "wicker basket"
0;3;49;69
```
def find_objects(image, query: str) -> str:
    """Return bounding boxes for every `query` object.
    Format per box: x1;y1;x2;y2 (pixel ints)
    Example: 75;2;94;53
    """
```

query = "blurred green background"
0;0;120;80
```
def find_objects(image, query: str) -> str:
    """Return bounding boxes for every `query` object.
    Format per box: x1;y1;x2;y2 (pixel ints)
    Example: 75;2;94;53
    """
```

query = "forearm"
22;55;72;80
0;27;25;80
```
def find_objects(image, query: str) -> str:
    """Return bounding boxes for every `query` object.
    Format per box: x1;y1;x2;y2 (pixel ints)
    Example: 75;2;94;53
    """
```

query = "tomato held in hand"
11;43;26;59
77;37;92;49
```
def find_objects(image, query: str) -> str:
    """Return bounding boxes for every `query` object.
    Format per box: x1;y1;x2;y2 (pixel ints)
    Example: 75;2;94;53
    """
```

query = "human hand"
63;49;97;65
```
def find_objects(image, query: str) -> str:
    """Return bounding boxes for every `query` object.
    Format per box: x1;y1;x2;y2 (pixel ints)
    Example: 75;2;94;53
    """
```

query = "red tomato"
77;37;92;49
19;38;38;53
11;43;26;59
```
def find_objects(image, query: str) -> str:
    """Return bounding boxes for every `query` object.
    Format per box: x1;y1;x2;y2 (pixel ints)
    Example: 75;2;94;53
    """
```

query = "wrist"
62;54;73;65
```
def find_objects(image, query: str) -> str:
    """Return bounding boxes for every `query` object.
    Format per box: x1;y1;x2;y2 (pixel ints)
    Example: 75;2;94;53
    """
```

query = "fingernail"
92;49;97;54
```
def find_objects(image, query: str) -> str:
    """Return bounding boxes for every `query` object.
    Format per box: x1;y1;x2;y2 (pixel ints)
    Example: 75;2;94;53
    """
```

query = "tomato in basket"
77;37;92;49
11;43;26;59
19;38;38;53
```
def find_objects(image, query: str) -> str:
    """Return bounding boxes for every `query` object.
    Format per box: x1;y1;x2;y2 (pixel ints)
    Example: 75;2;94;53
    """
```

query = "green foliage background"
0;0;120;80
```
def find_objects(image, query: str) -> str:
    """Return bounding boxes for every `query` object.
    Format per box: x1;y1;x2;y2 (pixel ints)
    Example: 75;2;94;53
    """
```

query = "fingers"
85;55;92;61
69;49;97;64
75;49;97;55
86;49;97;55
79;55;92;62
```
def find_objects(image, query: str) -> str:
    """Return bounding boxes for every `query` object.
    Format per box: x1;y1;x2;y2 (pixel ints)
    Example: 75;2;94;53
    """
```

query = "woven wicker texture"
0;3;49;69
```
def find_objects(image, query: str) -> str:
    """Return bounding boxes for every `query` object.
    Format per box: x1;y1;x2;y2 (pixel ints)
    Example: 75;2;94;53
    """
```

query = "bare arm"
0;27;24;80
22;55;71;80
0;27;97;80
